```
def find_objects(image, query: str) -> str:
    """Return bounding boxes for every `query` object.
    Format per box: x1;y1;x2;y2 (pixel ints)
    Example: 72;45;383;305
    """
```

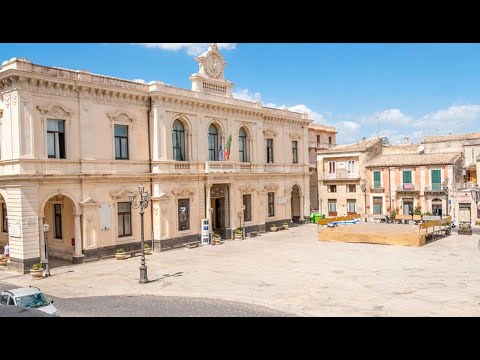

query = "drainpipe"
147;96;153;249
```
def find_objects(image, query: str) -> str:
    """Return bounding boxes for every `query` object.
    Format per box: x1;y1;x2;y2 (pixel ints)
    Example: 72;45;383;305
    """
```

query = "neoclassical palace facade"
0;44;317;272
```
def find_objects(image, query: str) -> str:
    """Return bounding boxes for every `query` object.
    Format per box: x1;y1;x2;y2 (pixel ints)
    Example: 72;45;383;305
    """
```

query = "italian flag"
224;134;232;160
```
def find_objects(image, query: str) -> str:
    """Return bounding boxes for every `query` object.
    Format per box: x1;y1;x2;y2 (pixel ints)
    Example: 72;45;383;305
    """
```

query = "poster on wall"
99;203;111;231
8;224;21;238
337;162;346;169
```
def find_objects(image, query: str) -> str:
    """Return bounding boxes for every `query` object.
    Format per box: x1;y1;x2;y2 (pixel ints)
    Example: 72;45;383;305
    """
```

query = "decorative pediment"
80;197;98;206
289;132;302;140
109;189;132;200
37;103;74;118
264;183;279;192
171;187;194;198
107;111;135;123
263;129;278;138
151;192;170;202
238;184;256;194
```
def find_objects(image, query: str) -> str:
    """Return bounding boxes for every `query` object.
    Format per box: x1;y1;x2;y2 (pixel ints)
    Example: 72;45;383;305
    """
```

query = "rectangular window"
2;203;7;233
373;197;383;214
347;199;356;214
328;185;337;193
328;199;337;214
316;135;320;146
54;204;62;239
347;184;356;193
117;202;132;237
431;169;441;191
114;125;129;160
373;171;381;188
178;199;190;231
328;161;336;173
347;160;355;173
402;170;412;184
292;141;298;164
47;119;65;159
243;194;252;222
268;192;275;217
328;137;332;146
267;139;274;163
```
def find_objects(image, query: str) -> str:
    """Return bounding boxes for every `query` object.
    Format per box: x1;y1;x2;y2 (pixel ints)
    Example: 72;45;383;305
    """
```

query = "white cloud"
334;121;361;144
232;88;262;102
361;108;412;128
414;104;480;133
132;79;145;83
232;88;325;123
134;43;237;56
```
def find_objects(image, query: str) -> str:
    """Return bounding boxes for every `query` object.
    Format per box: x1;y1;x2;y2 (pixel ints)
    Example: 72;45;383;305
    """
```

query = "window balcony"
323;172;359;180
205;161;235;173
424;184;447;193
396;184;419;192
370;183;385;193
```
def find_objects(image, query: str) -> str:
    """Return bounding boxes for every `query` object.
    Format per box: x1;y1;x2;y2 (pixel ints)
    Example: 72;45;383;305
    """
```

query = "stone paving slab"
1;223;479;316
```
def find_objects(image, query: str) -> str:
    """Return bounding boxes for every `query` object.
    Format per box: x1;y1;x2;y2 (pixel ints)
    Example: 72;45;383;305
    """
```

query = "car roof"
1;287;43;297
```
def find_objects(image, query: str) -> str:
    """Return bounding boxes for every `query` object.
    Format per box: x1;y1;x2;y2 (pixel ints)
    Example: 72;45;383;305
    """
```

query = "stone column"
299;194;305;223
73;214;84;263
258;189;267;232
205;184;212;236
284;189;292;222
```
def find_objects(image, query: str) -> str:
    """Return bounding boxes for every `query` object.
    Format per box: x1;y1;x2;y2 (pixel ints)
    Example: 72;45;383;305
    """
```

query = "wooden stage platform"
318;223;425;247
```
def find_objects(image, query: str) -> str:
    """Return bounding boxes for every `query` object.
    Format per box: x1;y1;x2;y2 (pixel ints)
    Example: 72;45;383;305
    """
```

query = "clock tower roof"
190;43;233;97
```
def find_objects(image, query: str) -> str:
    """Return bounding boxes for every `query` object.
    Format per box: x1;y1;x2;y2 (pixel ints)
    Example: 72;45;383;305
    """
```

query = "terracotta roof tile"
422;132;480;143
366;152;462;167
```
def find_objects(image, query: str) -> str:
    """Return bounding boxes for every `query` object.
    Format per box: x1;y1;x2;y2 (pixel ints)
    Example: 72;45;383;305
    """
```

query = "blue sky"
1;43;480;144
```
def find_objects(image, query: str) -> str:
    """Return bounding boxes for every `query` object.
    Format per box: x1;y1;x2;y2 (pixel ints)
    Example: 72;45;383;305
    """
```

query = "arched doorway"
42;195;76;264
431;198;443;216
291;185;301;223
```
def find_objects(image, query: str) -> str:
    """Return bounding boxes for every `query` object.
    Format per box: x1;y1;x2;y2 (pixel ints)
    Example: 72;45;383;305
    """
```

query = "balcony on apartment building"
454;181;478;191
424;183;447;193
323;171;360;181
396;183;419;192
370;181;385;193
309;141;335;150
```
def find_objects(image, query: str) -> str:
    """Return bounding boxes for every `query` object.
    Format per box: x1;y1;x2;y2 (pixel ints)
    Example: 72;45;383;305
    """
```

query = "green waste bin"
314;213;322;224
309;212;316;223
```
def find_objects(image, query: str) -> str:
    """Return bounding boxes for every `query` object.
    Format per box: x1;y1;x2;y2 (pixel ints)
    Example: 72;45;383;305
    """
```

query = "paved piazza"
1;223;479;316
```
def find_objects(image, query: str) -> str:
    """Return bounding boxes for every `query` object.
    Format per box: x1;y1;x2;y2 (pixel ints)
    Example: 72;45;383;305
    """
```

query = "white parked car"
0;286;59;317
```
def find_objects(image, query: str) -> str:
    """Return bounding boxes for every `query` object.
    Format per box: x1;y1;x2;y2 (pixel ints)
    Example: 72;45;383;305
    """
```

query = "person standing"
3;242;9;259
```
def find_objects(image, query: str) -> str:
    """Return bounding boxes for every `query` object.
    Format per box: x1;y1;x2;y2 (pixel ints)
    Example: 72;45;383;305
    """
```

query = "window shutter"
373;171;381;182
403;171;412;183
431;170;441;184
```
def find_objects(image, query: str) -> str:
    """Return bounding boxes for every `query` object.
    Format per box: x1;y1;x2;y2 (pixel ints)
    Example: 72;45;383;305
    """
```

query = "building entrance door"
403;199;414;215
210;184;230;239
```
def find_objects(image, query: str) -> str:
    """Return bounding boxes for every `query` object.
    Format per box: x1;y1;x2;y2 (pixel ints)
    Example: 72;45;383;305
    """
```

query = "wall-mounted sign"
278;196;286;205
8;224;21;238
337;162;346;169
201;219;210;245
99;203;111;231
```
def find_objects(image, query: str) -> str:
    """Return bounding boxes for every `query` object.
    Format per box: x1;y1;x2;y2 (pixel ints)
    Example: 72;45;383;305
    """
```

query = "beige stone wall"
0;57;315;271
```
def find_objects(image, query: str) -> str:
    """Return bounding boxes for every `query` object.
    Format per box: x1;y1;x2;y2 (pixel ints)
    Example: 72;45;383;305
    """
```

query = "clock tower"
190;43;234;97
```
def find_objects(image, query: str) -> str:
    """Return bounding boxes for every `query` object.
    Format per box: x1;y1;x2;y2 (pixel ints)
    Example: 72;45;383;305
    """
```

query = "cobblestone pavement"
0;281;290;317
1;223;479;316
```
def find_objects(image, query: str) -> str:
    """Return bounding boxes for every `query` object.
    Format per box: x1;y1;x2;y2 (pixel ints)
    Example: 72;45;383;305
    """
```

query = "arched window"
208;124;218;161
172;120;185;161
239;127;247;162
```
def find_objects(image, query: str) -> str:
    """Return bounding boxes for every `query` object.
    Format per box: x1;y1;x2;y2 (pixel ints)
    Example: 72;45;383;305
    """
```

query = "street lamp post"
443;181;449;216
43;223;51;277
129;184;150;284
241;204;246;240
470;185;480;207
360;179;367;222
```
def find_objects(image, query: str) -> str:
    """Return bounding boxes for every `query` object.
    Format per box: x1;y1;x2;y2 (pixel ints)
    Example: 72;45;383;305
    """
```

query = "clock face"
205;54;222;78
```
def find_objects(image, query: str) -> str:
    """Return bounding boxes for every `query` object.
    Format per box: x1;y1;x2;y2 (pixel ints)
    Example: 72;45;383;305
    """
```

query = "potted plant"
115;248;128;260
144;243;152;255
283;221;289;230
270;224;277;232
234;228;243;240
31;262;44;278
458;222;472;235
212;231;222;245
